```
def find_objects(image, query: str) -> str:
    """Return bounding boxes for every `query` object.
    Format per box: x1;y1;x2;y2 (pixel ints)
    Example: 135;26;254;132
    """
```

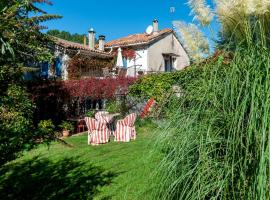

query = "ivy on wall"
68;54;115;80
128;66;203;102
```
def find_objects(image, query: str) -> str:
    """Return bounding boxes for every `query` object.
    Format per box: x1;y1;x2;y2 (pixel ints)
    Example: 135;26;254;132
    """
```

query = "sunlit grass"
0;121;160;200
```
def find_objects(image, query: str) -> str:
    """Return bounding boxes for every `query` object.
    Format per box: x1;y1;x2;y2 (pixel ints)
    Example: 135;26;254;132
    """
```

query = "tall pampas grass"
173;21;209;62
187;0;214;26
215;0;270;46
153;44;270;200
150;1;270;199
187;0;270;46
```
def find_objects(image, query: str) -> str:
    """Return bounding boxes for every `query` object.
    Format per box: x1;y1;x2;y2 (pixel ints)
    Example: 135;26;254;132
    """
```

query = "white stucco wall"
147;33;190;72
61;54;70;80
126;49;148;77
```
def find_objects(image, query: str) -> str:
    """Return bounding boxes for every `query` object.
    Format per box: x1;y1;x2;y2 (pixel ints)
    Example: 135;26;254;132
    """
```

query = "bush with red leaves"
122;49;136;60
62;77;136;99
28;77;137;123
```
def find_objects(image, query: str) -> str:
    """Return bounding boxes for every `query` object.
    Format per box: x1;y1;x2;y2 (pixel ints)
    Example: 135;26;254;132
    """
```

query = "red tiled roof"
105;28;173;47
52;37;111;56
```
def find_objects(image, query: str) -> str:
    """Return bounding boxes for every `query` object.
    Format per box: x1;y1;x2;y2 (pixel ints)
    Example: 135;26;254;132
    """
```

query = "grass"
153;46;270;199
0;121;160;200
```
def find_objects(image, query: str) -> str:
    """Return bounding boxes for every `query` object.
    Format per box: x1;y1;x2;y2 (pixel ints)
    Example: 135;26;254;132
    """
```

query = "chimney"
83;35;87;47
98;35;105;51
153;19;159;35
88;28;95;50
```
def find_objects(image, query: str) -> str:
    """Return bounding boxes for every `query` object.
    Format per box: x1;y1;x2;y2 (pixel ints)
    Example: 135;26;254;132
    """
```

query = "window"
164;56;177;72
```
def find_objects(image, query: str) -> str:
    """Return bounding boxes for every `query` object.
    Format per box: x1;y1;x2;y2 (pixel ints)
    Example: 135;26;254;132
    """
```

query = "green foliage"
86;110;95;117
37;120;56;143
106;101;121;114
0;85;57;165
135;117;153;128
154;46;270;199
106;100;130;117
59;121;74;132
129;68;201;102
0;0;60;165
0;85;34;165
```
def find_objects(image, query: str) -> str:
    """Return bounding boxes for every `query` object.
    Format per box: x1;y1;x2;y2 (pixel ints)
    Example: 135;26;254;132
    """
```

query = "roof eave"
105;31;173;49
105;41;149;49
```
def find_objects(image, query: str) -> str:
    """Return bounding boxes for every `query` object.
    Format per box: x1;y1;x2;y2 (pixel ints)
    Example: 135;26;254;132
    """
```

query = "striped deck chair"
95;111;109;123
95;111;114;135
84;117;96;145
115;113;137;142
84;117;110;145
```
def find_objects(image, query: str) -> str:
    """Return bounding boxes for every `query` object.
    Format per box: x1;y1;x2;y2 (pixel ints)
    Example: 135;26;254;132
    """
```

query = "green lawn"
0;122;160;200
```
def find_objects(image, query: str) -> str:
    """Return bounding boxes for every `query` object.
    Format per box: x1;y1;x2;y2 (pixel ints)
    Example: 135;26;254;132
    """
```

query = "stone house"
47;36;113;80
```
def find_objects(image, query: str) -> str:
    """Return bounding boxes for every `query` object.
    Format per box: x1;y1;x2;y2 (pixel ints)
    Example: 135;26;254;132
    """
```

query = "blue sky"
40;0;219;44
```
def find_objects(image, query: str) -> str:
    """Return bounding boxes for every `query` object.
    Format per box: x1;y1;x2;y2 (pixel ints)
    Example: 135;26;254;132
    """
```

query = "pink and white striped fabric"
95;111;114;135
84;117;110;145
114;113;137;142
95;111;109;123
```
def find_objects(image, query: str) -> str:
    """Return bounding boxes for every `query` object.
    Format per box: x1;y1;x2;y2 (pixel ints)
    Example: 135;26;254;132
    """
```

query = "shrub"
106;101;122;114
37;120;56;143
0;85;34;164
0;85;56;165
128;68;202;103
59;121;74;132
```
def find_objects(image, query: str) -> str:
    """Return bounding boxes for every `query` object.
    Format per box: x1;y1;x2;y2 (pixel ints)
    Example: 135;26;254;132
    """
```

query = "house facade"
49;36;113;80
33;20;190;80
105;20;190;77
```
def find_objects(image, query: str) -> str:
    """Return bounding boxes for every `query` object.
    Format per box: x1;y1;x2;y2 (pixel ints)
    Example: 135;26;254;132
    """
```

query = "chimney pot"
153;19;159;34
98;35;105;51
88;28;95;50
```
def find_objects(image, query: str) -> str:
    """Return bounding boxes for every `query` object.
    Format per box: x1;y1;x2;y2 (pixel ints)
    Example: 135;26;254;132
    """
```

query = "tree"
47;29;98;44
0;0;61;165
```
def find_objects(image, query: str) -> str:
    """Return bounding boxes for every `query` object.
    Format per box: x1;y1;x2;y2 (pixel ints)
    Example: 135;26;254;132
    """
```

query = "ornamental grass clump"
187;0;214;26
215;0;270;46
149;1;270;199
173;21;210;62
153;44;270;199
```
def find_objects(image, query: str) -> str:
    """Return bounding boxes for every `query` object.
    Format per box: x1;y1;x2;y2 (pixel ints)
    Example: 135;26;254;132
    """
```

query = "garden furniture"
101;113;121;135
95;112;120;135
76;119;86;133
95;111;109;123
101;113;120;123
114;113;137;142
84;117;110;145
67;118;86;134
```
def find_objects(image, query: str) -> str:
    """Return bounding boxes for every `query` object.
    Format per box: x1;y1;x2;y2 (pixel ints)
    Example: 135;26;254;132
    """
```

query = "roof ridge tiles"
51;36;111;55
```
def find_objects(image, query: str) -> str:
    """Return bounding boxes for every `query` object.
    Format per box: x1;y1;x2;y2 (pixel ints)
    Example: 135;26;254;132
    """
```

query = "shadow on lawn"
0;157;116;200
